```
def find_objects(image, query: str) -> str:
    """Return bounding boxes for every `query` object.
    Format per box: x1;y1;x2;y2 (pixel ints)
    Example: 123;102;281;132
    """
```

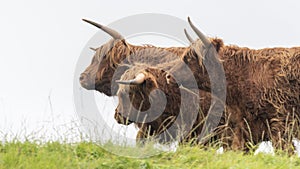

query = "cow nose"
80;73;86;81
80;73;93;90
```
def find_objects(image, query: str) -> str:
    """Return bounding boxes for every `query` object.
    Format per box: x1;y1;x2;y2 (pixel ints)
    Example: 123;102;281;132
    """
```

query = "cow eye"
91;56;96;63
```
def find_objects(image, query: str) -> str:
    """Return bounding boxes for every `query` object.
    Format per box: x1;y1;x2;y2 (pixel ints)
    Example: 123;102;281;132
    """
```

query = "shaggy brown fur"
114;64;212;143
79;37;217;144
178;38;300;150
116;39;300;150
80;24;300;150
80;39;186;96
80;37;223;96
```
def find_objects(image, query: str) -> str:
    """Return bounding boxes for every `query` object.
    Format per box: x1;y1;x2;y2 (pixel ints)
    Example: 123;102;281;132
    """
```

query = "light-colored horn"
187;17;210;47
184;29;194;43
116;73;146;85
82;19;124;40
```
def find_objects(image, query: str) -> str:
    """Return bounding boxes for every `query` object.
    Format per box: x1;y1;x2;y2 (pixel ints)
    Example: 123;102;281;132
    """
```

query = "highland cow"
79;19;187;96
178;17;300;150
114;63;212;144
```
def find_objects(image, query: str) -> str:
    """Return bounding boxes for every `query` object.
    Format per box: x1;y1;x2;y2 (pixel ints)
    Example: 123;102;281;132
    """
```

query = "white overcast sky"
0;0;300;141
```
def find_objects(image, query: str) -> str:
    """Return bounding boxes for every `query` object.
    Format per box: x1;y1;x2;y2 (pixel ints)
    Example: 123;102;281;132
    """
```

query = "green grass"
1;141;300;169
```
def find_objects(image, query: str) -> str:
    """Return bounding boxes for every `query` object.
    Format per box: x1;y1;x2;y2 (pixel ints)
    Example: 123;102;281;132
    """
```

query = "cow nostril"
80;74;85;81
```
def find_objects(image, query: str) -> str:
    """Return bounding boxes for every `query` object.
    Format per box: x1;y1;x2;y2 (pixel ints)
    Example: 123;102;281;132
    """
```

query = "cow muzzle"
80;73;95;90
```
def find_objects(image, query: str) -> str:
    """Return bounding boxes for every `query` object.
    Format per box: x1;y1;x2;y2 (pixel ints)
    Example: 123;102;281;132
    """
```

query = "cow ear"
121;39;129;47
144;77;156;90
210;38;224;53
141;69;158;90
89;47;97;52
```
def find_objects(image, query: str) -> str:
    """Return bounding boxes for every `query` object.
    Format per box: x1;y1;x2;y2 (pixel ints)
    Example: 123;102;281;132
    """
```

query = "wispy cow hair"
81;17;300;151
114;64;212;144
181;17;300;150
79;19;224;96
79;20;187;96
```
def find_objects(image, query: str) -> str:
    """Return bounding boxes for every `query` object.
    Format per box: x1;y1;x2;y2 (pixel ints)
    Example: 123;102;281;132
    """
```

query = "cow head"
114;64;205;142
184;17;224;60
80;19;130;96
114;66;181;127
80;19;190;96
171;17;224;91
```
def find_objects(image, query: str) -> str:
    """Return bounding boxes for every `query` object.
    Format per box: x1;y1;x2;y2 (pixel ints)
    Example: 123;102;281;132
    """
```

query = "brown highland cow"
81;17;300;151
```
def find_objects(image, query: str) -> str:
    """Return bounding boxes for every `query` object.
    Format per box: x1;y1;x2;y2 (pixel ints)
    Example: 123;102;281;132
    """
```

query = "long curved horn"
184;29;194;43
82;19;124;40
187;17;210;47
116;73;146;85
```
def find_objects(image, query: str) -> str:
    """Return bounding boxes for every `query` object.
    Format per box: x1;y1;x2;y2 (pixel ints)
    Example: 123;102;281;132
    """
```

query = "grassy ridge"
0;141;300;169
